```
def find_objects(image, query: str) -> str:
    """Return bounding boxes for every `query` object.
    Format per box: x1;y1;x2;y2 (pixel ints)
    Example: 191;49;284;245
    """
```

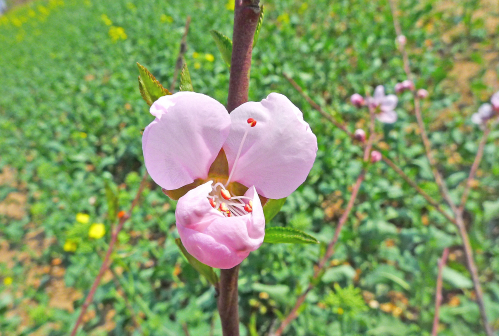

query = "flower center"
208;118;257;217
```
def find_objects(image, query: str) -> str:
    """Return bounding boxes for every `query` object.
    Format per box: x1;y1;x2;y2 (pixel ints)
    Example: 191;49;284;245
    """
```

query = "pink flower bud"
402;80;414;91
396;35;406;46
371;150;382;163
417;89;429;99
354;129;366;142
395;83;404;94
350;93;364;108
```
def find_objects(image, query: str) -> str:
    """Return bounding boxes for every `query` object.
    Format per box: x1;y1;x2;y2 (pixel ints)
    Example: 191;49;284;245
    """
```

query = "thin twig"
432;248;449;336
70;171;149;336
182;323;191;336
387;1;492;334
283;72;354;138
387;0;456;212
282;72;456;225
455;213;494;336
458;127;490;212
170;17;192;93
273;116;376;335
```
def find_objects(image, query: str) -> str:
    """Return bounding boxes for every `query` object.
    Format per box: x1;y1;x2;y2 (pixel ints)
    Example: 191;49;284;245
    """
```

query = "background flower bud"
401;80;414;91
396;35;406;46
350;93;365;108
371;150;382;163
354;129;366;142
417;88;429;99
395;83;404;94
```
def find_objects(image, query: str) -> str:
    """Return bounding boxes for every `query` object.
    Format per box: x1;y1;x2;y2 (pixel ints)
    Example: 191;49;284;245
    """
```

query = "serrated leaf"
137;62;171;106
210;30;233;67
104;180;119;221
263;198;286;223
175;238;218;286
179;63;193;92
253;5;264;47
264;227;319;244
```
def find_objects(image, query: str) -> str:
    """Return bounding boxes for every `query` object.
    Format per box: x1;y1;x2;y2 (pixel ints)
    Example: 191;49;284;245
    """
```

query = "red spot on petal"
247;118;257;127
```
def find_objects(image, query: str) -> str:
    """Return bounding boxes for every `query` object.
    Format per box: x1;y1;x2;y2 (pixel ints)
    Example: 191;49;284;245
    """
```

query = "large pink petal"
142;92;231;190
223;93;318;199
376;110;398;124
176;182;265;269
491;91;499;109
373;85;385;101
381;95;398;112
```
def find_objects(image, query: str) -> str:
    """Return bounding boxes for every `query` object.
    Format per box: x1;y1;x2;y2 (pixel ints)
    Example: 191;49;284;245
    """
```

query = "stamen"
225;118;257;187
219;203;228;212
244;203;253;212
221;189;231;200
209;198;216;208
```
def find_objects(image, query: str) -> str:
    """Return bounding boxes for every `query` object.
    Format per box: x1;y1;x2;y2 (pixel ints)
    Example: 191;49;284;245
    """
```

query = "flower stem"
227;0;261;113
216;1;260;335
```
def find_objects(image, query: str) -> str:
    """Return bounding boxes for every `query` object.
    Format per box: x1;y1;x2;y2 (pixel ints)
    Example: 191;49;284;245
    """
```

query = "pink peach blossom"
471;103;495;127
491;91;499;112
142;92;318;268
367;86;398;124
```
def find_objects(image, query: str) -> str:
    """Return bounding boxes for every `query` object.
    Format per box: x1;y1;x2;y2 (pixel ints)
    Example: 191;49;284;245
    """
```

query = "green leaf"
253;5;264;47
137;62;171;106
175;238;218;286
442;267;473;289
104;180;119;221
264;227;319;244
210;30;233;67
263;197;286;222
179;63;193;92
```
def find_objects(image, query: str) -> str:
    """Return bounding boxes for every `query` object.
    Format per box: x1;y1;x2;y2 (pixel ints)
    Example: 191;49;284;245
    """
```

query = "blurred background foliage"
0;0;498;335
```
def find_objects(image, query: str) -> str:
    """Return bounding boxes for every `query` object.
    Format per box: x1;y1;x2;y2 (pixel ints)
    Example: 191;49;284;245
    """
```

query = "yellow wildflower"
101;14;112;26
192;52;199;59
205;53;215;62
89;223;106;239
277;13;290;24
337;307;344;315
76;213;90;224
194;62;201;69
225;0;235;11
63;240;77;252
109;26;127;42
80;132;87;138
160;14;173;23
3;277;13;286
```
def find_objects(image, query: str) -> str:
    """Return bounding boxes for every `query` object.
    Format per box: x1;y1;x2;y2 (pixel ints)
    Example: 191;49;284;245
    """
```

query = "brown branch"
387;1;492;334
216;2;261;336
227;0;260;112
273;118;376;335
170;16;192;92
218;265;241;336
182;323;192;336
455;214;494;336
70;171;149;336
387;0;456;212
381;156;456;225
458;127;490;212
432;247;449;336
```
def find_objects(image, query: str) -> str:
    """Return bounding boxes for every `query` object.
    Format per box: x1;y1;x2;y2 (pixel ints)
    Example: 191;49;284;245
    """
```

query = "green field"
1;0;499;335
